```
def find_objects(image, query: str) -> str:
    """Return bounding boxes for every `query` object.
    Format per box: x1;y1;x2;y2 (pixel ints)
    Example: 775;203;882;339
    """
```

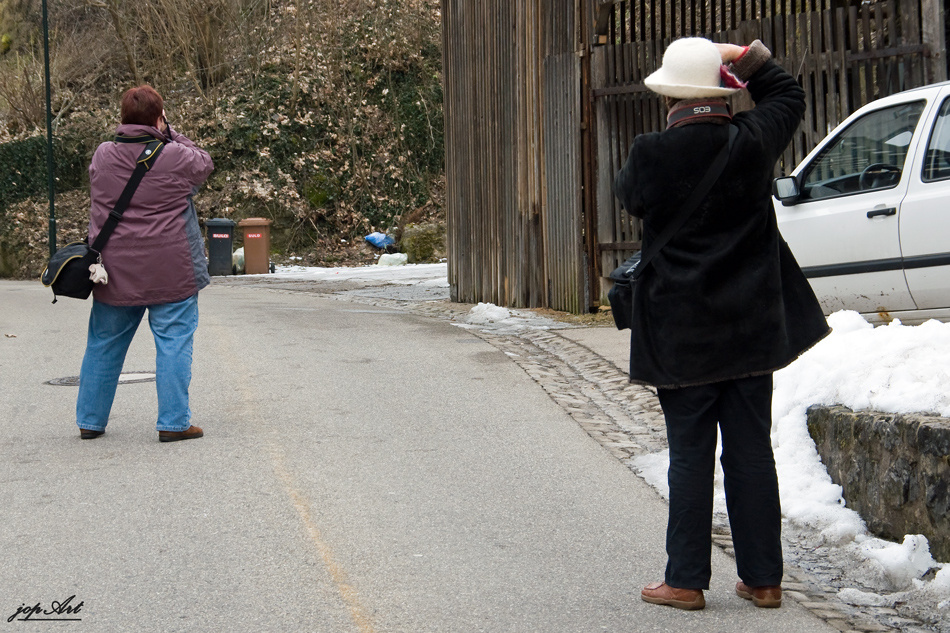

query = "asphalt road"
0;281;837;632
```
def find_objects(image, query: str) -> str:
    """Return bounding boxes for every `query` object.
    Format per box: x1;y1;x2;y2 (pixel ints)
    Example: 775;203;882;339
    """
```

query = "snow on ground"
269;262;450;287
632;311;950;612
265;263;566;331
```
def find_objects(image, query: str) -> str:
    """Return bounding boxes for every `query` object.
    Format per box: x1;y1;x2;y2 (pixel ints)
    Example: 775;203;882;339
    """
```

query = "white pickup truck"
774;82;950;324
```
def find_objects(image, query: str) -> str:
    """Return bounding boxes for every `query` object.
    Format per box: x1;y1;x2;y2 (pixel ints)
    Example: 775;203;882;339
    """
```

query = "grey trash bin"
205;218;236;276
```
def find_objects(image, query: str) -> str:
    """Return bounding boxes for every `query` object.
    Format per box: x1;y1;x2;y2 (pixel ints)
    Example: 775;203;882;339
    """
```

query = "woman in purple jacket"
76;85;214;443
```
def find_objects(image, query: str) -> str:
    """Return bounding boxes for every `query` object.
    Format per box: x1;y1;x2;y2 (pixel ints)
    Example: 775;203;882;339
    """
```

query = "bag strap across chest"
89;137;164;254
632;124;738;281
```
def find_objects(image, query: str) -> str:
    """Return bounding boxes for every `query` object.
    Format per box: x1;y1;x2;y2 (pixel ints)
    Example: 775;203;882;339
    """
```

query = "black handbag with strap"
41;136;164;303
609;124;737;330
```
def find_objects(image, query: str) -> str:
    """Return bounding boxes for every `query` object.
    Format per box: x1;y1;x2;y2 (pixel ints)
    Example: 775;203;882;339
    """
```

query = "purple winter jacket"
88;123;214;306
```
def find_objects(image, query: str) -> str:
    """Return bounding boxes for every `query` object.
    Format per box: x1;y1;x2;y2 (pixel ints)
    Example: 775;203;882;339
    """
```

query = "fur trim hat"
644;37;743;99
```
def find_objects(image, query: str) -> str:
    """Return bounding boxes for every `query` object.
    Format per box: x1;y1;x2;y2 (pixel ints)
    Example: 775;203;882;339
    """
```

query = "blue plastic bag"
365;232;395;249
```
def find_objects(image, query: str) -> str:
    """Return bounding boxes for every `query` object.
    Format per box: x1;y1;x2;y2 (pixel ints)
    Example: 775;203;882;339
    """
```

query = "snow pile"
455;302;568;333
633;311;950;599
935;568;950;610
775;311;950;418
838;536;950;610
269;262;449;287
772;311;950;545
861;535;937;590
377;253;408;266
466;303;513;325
937;567;950;592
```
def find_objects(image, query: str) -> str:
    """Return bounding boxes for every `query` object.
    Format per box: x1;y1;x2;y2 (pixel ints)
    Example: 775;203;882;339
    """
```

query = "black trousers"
657;374;783;590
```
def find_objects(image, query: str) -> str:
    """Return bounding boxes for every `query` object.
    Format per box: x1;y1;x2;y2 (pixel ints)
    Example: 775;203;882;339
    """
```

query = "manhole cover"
46;372;156;386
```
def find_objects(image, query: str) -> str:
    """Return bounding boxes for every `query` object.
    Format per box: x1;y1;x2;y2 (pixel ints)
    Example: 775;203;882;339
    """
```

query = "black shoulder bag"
41;137;164;303
609;125;737;330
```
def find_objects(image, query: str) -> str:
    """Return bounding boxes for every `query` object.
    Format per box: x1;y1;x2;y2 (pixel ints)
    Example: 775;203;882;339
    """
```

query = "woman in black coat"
613;38;829;610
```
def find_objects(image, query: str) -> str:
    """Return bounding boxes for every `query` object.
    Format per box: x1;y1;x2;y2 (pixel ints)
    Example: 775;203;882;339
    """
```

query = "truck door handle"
867;207;897;218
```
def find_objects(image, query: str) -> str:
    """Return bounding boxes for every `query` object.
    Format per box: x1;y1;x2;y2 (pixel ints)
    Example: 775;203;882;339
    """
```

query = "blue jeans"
76;295;198;433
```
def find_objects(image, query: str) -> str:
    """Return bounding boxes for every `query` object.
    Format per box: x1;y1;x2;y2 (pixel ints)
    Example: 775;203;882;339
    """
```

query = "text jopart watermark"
7;596;83;622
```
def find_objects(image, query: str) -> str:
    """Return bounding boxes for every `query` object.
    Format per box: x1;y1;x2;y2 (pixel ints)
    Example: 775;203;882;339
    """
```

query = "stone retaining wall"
807;405;950;562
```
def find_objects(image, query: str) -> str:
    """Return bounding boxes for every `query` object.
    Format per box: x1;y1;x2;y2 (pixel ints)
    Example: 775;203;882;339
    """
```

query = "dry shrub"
0;189;90;278
0;1;123;136
0;51;44;132
0;0;445;274
173;0;444;258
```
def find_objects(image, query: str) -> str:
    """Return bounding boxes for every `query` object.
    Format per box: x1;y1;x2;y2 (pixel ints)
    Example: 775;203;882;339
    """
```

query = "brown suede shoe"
158;425;204;443
641;582;705;610
736;581;782;608
79;428;104;440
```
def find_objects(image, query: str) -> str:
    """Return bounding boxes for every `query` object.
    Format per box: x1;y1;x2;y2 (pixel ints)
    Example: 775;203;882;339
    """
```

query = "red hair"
120;85;164;126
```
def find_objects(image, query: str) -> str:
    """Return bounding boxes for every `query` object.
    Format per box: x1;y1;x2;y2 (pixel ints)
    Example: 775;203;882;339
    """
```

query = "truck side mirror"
772;176;801;205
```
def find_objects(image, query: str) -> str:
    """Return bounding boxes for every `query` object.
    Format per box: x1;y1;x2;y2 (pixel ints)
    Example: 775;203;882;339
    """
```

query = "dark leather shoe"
79;428;104;440
641;582;705;610
159;425;204;443
736;581;782;608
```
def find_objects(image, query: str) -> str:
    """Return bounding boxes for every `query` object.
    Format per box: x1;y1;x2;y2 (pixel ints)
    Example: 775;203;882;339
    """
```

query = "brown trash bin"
238;217;273;274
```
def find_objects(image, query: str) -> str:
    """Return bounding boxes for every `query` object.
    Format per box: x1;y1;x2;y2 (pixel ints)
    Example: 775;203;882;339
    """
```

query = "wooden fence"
442;0;587;312
443;0;947;313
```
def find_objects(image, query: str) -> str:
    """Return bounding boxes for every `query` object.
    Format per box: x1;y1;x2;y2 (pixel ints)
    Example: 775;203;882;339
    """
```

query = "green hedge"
0;134;89;209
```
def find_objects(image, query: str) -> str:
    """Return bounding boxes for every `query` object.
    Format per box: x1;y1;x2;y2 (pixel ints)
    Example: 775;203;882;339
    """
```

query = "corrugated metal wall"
442;0;587;312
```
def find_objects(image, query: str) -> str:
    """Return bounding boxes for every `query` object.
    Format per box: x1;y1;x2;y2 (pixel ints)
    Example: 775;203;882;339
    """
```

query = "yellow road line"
209;315;377;633
268;446;377;633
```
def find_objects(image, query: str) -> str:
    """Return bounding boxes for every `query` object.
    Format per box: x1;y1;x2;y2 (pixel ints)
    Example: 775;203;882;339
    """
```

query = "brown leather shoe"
736;581;782;608
158;425;204;443
79;428;104;440
641;582;705;610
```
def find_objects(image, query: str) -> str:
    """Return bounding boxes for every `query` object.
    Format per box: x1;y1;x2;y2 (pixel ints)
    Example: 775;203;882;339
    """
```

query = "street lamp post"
42;0;56;257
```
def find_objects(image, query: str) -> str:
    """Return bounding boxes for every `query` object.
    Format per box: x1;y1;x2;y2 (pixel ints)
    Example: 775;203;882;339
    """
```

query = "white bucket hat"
644;37;739;99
